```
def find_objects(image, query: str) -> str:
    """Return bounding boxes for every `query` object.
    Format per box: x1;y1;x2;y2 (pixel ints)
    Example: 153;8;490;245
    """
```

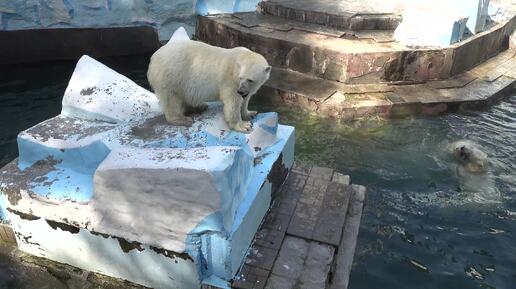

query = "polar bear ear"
265;66;272;72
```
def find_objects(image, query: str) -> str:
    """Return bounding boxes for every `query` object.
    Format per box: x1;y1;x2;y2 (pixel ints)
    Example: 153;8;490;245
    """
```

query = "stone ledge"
196;8;515;84
257;0;402;30
256;49;516;120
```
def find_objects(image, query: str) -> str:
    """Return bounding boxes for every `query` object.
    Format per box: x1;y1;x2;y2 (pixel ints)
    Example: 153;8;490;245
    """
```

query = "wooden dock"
231;163;366;289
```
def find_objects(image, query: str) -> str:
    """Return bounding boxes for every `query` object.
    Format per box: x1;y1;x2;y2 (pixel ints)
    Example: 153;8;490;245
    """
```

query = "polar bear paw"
242;110;258;121
231;121;252;133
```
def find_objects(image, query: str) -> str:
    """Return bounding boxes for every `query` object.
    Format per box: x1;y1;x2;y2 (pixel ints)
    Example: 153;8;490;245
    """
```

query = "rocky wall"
0;0;259;41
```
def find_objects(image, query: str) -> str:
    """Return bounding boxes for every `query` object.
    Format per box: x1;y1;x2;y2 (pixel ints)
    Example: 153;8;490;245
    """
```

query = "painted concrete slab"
0;48;295;289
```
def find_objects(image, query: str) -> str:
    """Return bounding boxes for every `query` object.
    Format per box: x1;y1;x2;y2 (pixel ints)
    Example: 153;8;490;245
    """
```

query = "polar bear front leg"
241;96;258;121
221;89;252;133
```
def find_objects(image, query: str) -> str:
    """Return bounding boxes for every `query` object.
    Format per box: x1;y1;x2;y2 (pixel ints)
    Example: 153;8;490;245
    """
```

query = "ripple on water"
252;94;516;289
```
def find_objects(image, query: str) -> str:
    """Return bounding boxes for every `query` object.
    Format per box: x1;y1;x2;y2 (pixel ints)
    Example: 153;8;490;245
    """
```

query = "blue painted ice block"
0;53;294;288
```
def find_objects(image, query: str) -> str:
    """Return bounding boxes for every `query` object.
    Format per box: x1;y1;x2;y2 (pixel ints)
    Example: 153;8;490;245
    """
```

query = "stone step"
196;12;515;84
257;0;402;31
232;163;366;289
258;49;516;119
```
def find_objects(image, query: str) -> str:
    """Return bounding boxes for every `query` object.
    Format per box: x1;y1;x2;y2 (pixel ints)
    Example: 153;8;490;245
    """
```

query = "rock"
38;0;73;26
81;0;108;10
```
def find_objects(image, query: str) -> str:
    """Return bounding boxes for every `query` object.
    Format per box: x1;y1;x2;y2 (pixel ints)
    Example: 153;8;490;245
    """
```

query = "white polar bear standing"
147;27;271;133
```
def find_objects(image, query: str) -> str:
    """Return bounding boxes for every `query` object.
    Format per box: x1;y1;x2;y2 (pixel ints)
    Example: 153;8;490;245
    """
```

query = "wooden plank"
290;162;312;176
287;184;326;239
262;209;292;233
329;185;366;289
232;265;269;289
312;183;352;246
254;228;285;251
245;244;278;271
236;164;363;289
266;236;335;289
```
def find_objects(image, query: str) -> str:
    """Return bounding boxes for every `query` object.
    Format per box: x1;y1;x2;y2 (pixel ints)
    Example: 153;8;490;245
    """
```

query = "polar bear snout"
237;79;252;98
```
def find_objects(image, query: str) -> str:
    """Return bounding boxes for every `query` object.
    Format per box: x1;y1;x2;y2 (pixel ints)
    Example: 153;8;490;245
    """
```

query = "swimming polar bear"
448;140;500;204
449;140;489;174
147;28;271;133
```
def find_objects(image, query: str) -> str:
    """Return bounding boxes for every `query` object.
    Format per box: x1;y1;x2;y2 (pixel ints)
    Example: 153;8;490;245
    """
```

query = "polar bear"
147;29;271;133
449;140;488;174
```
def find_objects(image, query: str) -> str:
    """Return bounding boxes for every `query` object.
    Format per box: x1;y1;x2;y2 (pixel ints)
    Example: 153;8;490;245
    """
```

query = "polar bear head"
233;48;271;98
449;140;488;174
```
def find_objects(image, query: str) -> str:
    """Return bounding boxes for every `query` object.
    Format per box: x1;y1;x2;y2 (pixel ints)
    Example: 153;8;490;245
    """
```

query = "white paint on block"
61;55;161;122
8;212;201;289
394;4;468;47
93;146;253;252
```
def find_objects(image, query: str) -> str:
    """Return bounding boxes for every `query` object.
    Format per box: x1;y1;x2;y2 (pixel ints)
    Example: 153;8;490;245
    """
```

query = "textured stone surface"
258;0;403;30
0;0;197;40
196;7;515;84
253;47;516;120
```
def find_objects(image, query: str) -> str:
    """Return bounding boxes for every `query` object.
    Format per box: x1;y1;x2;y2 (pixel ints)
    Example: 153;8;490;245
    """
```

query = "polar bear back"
148;40;238;105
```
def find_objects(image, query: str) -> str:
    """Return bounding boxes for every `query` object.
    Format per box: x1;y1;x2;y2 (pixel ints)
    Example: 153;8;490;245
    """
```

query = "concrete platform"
195;0;516;119
196;9;516;84
259;49;516;119
258;0;403;30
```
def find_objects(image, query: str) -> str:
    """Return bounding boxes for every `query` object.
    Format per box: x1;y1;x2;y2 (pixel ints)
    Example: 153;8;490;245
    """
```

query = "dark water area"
1;55;515;289
254;94;516;289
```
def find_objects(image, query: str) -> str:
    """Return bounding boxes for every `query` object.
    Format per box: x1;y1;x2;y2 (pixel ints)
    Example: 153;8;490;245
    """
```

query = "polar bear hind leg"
156;88;193;126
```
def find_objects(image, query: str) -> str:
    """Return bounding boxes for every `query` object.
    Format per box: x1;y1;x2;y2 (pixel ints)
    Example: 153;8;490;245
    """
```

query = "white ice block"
1;43;295;289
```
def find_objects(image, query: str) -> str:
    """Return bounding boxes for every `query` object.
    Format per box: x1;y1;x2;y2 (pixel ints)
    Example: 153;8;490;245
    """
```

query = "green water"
1;56;515;289
253;94;516;289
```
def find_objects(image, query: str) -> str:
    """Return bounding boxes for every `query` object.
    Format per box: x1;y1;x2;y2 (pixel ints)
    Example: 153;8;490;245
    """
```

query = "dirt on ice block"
0;53;295;289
